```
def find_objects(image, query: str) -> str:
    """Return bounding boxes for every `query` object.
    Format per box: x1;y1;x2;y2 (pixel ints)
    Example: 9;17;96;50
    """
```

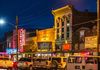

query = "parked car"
0;57;14;69
67;55;98;70
47;56;68;70
17;57;34;70
32;58;49;69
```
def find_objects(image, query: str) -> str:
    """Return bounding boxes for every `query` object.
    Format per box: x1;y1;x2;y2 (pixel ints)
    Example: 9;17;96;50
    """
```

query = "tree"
23;40;37;52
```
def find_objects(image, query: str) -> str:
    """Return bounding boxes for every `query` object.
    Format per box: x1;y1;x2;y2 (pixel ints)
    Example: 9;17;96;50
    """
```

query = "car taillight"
12;62;14;65
13;62;18;67
46;61;48;64
25;62;28;65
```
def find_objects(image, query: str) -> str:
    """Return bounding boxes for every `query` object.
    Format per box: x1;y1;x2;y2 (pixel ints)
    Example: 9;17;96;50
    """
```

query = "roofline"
52;5;72;15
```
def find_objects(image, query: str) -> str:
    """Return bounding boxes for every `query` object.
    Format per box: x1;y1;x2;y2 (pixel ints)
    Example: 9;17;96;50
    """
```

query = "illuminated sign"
18;29;26;52
38;42;52;51
6;48;17;54
37;28;55;42
62;43;71;51
85;36;97;49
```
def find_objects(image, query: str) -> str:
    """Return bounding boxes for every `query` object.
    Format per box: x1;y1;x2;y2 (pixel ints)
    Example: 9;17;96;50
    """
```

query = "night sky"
0;0;97;39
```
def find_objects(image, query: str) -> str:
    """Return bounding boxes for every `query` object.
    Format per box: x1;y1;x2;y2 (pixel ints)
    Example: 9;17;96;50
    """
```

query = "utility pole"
97;0;100;55
16;16;18;61
97;0;100;70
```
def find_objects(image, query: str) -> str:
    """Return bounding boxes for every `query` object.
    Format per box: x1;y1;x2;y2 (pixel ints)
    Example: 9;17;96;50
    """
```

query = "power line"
0;31;36;44
72;19;99;26
17;1;42;16
6;1;71;28
18;0;68;20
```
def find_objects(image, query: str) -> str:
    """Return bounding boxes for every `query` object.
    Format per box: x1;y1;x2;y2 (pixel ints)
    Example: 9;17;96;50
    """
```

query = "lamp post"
97;0;100;52
0;19;5;25
0;16;19;61
16;16;18;61
97;0;100;70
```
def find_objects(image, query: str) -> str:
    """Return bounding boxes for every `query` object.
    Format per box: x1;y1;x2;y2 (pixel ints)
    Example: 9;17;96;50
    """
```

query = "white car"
17;57;33;70
32;58;48;69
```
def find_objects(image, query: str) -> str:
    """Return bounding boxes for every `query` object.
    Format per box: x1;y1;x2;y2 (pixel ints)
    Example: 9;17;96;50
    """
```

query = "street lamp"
15;16;18;61
0;17;19;61
97;0;100;70
0;19;5;25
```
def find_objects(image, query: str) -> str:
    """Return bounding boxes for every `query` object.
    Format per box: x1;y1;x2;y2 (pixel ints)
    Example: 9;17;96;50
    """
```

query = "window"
61;34;64;39
66;17;70;23
67;20;70;23
66;26;70;38
63;58;67;62
75;57;82;63
62;28;64;32
19;58;31;62
68;57;82;63
66;15;70;23
67;32;69;38
57;29;59;33
57;23;59;27
68;57;75;63
75;66;80;69
52;58;61;63
62;22;64;26
57;35;59;39
85;57;97;64
67;27;69;32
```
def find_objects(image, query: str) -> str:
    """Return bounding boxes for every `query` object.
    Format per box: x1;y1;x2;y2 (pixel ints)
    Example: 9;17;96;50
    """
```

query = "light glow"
0;19;5;24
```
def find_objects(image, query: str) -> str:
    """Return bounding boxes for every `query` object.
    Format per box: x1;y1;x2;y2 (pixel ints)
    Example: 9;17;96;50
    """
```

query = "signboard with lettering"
85;36;97;49
38;42;52;51
6;48;17;54
18;29;26;52
62;43;71;51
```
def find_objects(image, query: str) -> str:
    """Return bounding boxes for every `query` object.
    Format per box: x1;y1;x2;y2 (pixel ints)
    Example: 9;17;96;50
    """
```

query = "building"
6;28;26;53
52;5;97;53
24;30;36;52
72;9;97;52
52;5;73;52
36;28;55;52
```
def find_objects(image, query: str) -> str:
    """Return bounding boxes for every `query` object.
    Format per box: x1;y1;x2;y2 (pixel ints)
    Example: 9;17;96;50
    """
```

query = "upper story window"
62;22;64;27
62;28;64;32
66;15;70;23
57;29;59;33
61;34;64;39
56;18;60;27
67;26;70;32
67;26;70;38
57;34;59;40
57;23;59;27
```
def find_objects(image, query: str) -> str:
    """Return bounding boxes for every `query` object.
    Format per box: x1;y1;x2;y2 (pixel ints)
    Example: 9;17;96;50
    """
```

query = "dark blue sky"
0;0;97;38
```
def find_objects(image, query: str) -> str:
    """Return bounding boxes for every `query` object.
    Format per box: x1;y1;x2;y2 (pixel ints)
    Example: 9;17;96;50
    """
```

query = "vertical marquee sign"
18;29;26;52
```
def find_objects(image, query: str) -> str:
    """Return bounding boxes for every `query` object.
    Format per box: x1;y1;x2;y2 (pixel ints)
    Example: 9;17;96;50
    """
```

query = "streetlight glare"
0;19;5;25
